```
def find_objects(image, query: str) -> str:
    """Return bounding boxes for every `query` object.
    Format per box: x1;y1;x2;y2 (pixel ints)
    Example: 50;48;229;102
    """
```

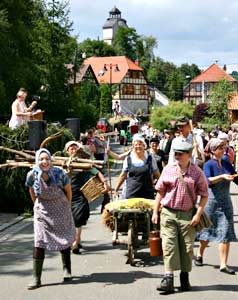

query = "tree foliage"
78;39;116;60
68;81;100;131
112;27;139;61
206;79;234;125
99;84;112;116
150;101;194;131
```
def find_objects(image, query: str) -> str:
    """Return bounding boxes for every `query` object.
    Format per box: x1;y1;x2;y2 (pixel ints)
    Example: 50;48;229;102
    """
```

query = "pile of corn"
102;198;155;231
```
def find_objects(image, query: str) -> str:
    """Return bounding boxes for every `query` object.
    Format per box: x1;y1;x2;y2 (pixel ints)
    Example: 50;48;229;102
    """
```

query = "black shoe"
180;272;191;291
72;248;81;255
220;266;236;275
194;256;203;266
156;276;174;293
78;244;83;249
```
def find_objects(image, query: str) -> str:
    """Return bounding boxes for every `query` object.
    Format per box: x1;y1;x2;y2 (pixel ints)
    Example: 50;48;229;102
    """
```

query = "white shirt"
168;134;204;165
9;99;29;129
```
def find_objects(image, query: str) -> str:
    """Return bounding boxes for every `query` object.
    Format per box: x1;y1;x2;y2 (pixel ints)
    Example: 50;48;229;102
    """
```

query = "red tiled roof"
228;93;238;110
84;56;143;84
191;64;236;83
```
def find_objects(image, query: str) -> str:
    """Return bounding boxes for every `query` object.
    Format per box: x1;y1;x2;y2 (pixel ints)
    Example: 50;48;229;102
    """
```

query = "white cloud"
68;0;238;71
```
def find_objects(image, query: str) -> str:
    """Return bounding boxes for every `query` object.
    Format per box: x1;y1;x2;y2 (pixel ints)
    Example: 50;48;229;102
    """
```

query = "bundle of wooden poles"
0;146;104;173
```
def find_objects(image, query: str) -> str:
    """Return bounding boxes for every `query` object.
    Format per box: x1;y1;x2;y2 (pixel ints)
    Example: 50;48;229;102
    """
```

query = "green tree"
112;27;139;61
150;101;194;130
78;39;116;60
68;81;100;131
99;84;111;116
39;0;77;121
167;71;184;100
0;0;40;104
136;36;157;75
205;79;234;126
147;58;177;96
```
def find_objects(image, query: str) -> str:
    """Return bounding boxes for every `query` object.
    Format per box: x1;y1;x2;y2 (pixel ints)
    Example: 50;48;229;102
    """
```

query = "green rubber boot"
27;258;44;290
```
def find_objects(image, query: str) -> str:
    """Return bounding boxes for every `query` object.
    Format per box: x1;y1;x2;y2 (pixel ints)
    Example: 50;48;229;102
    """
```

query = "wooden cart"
110;208;153;266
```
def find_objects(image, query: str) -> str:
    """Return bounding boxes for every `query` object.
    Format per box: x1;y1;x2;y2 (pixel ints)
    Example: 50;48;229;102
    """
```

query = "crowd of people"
23;112;238;293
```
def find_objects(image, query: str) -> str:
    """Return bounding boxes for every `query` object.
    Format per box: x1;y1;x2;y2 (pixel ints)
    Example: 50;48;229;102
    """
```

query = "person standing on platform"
9;90;36;129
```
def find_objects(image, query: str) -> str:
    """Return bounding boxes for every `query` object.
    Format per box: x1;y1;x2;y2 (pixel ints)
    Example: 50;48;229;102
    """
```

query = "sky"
68;0;238;72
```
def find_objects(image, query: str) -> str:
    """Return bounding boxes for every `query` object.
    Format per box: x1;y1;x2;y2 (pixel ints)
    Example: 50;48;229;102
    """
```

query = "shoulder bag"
177;170;213;232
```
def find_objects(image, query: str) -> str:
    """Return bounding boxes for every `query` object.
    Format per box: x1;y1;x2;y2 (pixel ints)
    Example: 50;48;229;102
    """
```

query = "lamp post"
185;75;191;102
98;63;120;114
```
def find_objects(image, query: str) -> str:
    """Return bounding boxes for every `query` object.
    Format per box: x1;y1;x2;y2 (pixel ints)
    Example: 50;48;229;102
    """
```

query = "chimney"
134;58;139;66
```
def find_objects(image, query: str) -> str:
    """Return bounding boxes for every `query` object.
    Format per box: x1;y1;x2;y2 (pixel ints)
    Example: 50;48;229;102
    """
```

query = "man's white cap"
218;132;228;140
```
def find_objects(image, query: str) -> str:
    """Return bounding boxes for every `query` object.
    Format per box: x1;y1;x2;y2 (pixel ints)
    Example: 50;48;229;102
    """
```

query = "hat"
176;116;189;126
218;132;228;140
64;141;82;152
173;139;193;153
132;133;147;147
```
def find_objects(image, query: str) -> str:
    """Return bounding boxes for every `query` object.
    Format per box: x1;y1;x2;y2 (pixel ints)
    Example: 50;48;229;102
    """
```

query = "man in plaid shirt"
152;140;208;293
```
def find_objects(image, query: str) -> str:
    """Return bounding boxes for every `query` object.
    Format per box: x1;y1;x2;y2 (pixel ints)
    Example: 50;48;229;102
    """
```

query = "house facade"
84;56;150;114
183;63;237;104
67;64;98;86
228;92;238;124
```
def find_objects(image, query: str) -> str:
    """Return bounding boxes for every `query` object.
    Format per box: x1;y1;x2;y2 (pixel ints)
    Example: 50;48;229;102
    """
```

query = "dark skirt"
71;195;90;227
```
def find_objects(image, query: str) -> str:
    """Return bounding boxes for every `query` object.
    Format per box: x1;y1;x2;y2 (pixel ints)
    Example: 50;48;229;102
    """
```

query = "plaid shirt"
155;162;208;211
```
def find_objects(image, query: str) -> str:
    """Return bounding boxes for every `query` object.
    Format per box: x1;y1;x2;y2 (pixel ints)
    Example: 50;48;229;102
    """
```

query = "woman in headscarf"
195;138;238;275
64;141;109;254
114;133;160;199
25;148;75;289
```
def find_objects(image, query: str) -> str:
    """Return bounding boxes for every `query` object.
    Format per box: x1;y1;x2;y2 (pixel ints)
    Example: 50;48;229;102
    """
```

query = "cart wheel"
127;223;135;266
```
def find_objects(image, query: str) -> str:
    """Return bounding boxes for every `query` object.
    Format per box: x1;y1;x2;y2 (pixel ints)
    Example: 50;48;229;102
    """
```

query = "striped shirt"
155;162;208;211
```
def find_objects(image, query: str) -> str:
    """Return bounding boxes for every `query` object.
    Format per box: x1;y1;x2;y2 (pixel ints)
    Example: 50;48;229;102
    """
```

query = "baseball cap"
176;116;190;126
173;139;193;153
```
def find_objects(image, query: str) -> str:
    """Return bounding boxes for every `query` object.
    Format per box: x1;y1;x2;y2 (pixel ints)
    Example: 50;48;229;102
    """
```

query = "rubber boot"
27;258;44;290
61;250;72;282
157;275;174;293
180;271;191;291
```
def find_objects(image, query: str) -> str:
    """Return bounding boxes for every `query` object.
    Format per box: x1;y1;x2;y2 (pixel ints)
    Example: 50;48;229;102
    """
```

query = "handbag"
177;170;213;232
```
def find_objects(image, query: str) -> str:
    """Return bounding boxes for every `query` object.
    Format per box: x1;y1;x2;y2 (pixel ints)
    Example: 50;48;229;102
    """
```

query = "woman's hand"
223;174;234;181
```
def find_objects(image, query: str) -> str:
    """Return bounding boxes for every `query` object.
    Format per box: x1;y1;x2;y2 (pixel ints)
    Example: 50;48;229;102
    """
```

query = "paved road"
1;142;238;300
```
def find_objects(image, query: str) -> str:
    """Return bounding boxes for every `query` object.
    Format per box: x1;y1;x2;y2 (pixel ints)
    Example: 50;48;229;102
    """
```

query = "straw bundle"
102;198;155;230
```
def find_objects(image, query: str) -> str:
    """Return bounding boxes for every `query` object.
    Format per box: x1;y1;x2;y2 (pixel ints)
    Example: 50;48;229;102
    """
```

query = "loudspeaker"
65;118;80;140
28;120;47;150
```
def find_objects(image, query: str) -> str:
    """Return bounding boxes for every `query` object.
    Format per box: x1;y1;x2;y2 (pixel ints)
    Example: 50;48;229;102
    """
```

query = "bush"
150;101;194;131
